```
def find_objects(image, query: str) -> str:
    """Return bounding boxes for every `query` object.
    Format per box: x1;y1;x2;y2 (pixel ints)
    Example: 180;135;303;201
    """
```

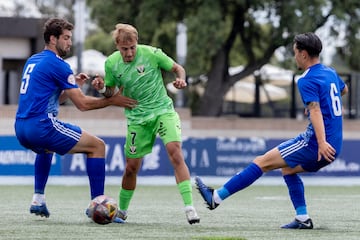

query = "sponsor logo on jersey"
67;74;76;85
130;145;136;154
136;65;145;74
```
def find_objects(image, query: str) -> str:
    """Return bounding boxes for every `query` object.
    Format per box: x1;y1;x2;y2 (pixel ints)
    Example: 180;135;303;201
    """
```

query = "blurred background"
1;0;360;182
2;0;360;118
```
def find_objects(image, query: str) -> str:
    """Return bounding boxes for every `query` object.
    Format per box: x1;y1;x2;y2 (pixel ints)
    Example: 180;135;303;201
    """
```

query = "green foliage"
85;0;359;73
86;0;227;75
185;1;227;75
147;21;178;60
84;29;116;56
86;0;136;33
330;0;360;70
85;0;360;116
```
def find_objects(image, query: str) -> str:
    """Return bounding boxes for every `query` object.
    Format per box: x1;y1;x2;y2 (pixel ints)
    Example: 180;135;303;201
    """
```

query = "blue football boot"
195;176;219;210
30;202;50;218
281;218;313;229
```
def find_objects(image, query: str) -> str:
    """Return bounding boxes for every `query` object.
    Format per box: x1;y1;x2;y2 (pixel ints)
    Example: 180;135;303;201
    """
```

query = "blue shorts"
278;134;333;172
15;114;81;155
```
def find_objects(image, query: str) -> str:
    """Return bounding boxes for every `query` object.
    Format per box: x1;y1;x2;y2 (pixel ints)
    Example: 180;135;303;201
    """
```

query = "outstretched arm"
59;73;90;103
308;101;336;162
341;84;348;96
91;75;116;98
171;63;187;89
65;81;137;111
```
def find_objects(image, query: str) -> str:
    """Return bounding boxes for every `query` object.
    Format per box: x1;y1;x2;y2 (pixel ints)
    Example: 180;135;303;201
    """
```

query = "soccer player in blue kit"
195;32;348;229
14;18;137;219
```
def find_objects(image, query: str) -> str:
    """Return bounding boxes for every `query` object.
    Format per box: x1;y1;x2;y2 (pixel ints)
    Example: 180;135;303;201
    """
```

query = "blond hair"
112;23;138;44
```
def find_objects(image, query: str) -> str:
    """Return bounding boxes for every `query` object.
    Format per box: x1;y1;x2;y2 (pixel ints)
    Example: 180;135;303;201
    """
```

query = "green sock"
177;180;193;206
119;188;134;211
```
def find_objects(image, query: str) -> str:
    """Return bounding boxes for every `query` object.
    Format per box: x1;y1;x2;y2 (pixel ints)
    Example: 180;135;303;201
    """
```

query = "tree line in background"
29;0;360;116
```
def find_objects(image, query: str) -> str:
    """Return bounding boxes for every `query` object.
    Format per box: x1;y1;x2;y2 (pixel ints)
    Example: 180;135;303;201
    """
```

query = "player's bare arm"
307;101;336;162
91;75;116;98
76;73;90;86
341;84;349;96
59;73;90;103
65;87;137;111
90;75;137;108
171;63;187;89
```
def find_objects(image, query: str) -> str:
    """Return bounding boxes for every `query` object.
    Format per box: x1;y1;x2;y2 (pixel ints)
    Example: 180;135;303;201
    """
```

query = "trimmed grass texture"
0;184;359;240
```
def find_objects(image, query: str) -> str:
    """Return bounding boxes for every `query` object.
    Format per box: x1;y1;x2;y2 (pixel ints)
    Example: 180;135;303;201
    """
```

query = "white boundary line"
1;176;360;186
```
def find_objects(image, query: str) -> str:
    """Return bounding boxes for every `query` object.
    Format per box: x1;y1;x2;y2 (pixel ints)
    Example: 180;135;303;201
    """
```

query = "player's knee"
167;149;183;165
97;138;106;150
91;137;106;156
125;163;140;175
253;157;272;173
169;153;185;168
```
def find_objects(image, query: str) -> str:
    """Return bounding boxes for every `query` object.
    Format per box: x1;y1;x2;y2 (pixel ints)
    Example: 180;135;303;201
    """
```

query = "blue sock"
283;174;307;215
34;153;53;194
218;163;263;200
86;157;105;199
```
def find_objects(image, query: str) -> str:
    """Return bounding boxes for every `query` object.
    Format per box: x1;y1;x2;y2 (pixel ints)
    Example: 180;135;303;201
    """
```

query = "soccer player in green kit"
92;23;200;224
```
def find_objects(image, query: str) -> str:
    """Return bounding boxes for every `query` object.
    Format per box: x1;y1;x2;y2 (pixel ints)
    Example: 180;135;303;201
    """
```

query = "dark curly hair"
43;18;74;44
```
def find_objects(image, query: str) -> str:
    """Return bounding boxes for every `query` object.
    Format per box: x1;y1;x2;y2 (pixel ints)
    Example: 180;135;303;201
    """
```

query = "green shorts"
124;112;182;158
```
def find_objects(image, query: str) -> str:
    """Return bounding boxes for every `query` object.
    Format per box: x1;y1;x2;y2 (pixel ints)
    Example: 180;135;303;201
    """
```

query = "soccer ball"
87;195;118;225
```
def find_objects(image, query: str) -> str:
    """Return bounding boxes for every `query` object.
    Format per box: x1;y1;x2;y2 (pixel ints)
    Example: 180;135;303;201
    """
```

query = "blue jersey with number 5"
16;50;77;118
297;63;346;153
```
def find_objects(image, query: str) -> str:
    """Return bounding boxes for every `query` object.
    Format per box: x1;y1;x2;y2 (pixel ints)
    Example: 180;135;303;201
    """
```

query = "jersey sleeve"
52;60;78;89
104;57;118;87
153;47;175;71
298;77;320;106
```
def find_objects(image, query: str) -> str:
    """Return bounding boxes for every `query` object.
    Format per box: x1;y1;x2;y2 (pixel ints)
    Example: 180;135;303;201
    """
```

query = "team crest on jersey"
136;65;145;74
130;145;137;154
68;74;76;85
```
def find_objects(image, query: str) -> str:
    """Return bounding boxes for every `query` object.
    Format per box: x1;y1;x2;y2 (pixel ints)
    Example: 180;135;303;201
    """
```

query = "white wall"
0;38;30;59
0;38;29;104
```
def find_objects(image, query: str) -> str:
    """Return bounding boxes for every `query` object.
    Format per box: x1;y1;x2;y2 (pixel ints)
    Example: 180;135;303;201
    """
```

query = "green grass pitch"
0;184;359;240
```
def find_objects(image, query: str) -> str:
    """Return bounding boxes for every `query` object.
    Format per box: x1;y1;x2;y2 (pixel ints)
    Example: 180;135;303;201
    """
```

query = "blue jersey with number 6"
16;50;77;119
297;63;346;153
